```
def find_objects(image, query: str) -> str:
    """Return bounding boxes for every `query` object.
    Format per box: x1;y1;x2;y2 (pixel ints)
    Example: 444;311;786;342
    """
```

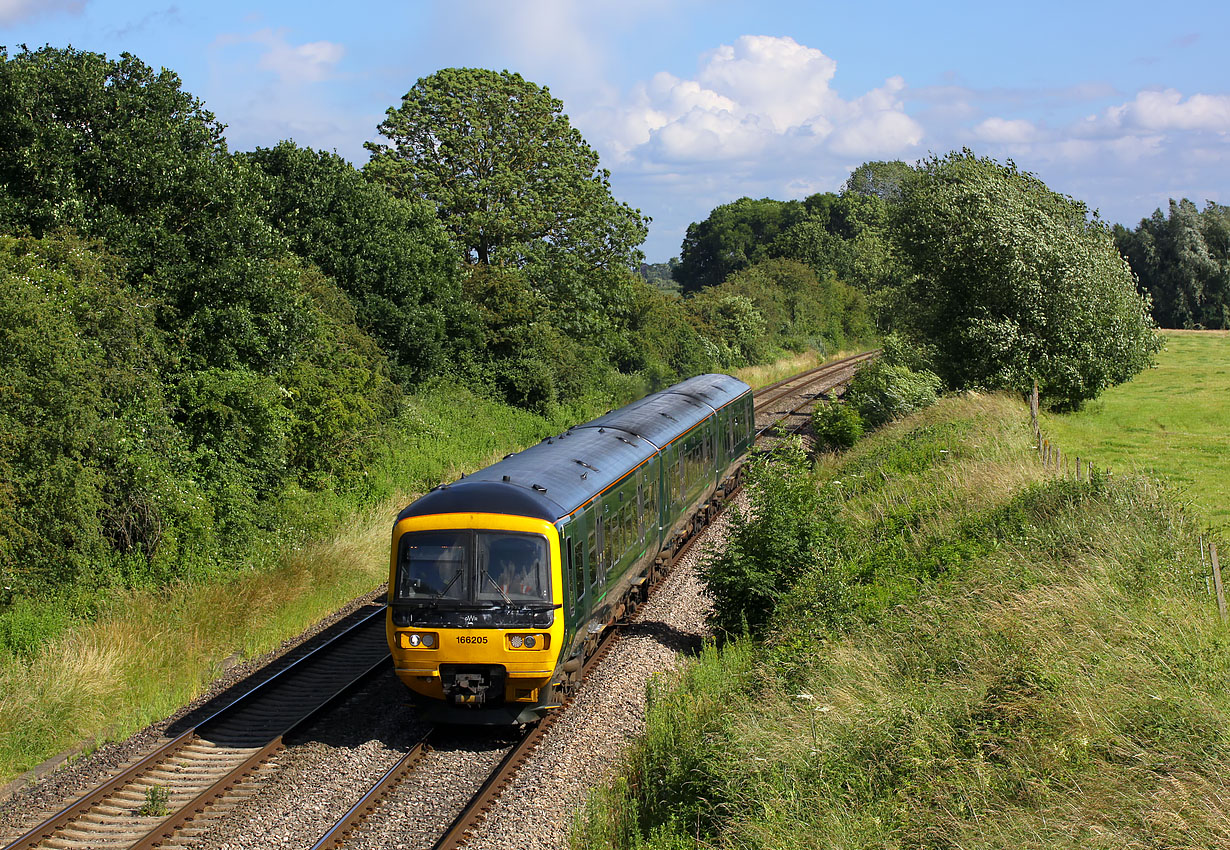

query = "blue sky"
3;0;1227;260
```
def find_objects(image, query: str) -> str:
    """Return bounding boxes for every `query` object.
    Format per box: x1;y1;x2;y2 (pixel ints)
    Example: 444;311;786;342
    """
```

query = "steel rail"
309;731;436;850
4;606;391;850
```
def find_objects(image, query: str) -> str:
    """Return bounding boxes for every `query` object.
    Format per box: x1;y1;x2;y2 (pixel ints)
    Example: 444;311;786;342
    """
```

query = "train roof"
579;373;750;446
397;374;751;525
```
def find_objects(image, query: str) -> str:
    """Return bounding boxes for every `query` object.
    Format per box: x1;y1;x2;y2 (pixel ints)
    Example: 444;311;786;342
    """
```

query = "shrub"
812;402;864;450
699;439;844;638
844;361;942;428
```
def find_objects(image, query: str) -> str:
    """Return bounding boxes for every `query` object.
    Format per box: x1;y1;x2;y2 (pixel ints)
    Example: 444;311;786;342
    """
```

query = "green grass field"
1042;330;1230;530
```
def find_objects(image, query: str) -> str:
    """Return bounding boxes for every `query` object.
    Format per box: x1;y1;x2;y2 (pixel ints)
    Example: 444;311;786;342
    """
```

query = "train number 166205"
457;635;488;644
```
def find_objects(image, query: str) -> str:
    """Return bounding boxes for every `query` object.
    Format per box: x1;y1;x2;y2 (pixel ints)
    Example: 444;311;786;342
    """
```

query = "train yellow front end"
387;511;565;725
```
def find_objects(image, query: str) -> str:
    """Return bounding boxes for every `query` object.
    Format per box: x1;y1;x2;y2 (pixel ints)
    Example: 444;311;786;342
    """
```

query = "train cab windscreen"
392;530;553;628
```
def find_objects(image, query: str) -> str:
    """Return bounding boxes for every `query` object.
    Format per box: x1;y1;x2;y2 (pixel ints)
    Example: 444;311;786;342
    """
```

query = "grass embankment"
1042;329;1230;529
0;354;835;787
575;393;1230;848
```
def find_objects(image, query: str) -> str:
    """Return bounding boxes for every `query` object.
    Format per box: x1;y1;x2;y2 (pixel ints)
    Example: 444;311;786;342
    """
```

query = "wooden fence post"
1201;535;1212;595
1211;542;1227;625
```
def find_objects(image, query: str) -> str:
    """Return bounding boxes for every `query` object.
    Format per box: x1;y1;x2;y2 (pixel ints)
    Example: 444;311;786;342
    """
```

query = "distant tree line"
0;48;874;604
1115;200;1230;330
673;152;1162;411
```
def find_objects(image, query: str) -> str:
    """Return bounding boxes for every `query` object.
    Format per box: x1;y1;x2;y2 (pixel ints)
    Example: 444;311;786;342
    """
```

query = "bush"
812;402;864;450
844;360;942;428
699;439;845;638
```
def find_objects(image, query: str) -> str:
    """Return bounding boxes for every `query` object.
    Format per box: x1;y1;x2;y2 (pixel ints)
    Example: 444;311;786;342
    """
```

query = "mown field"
1042;329;1230;529
575;392;1230;848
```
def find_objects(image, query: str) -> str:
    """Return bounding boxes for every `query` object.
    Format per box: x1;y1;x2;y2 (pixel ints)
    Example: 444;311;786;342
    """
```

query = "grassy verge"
1041;329;1230;529
574;393;1230;848
0;352;847;786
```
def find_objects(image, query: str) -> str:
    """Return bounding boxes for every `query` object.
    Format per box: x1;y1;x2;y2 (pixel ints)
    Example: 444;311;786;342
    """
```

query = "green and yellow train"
386;373;755;723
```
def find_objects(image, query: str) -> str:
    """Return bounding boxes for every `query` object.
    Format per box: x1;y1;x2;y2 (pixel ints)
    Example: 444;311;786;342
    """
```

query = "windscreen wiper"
482;569;512;605
432;569;462;601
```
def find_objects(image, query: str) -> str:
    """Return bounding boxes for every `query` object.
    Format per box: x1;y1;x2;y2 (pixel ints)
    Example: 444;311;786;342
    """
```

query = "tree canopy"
365;67;648;270
892;150;1161;408
673;197;807;292
240;142;460;383
1115;199;1230;330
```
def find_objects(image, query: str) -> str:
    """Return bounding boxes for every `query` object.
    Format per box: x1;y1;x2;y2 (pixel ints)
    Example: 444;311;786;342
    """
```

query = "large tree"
240;142;459;384
365;67;648;269
673;197;806;292
1115;199;1230;330
893;150;1161;408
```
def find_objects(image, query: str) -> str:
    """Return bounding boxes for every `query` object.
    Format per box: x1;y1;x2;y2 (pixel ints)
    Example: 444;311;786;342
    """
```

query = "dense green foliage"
699;439;843;639
843;360;942;428
1115;199;1230;329
577;394;1230;849
893;150;1161;408
673;197;807;292
685;259;872;366
811;402;864;450
239;142;459;384
366;67;649;271
673;191;902;300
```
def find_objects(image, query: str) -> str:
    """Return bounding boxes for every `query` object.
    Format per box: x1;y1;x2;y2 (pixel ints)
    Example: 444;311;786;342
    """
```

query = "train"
385;373;756;723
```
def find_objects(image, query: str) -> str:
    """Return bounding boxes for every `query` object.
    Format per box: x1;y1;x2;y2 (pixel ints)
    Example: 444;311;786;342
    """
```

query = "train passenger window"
395;531;469;600
587;527;599;587
571;538;585;601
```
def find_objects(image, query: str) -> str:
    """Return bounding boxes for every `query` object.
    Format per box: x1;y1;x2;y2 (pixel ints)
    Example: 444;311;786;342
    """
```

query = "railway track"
2;608;390;850
5;352;878;850
312;350;880;850
753;349;877;436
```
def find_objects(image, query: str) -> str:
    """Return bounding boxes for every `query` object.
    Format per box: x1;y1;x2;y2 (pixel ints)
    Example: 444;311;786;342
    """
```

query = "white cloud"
592;35;922;168
253;29;344;83
0;0;84;25
1104;88;1230;133
214;28;344;84
974;117;1038;144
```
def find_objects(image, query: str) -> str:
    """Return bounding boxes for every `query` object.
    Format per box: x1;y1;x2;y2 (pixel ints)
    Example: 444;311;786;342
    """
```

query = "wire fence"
1028;382;1227;625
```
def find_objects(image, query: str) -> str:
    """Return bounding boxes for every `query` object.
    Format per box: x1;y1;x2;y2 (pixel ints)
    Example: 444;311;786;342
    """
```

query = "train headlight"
507;633;547;650
399;632;437;649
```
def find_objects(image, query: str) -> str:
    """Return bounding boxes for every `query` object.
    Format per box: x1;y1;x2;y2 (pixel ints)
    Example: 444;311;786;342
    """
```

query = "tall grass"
574;393;1230;849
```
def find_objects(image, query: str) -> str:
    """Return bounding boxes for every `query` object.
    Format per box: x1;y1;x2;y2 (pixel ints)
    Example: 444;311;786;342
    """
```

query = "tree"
1115;199;1230;330
673;197;806;292
893;150;1161;408
841;160;915;203
365;68;648;270
240;142;460;384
